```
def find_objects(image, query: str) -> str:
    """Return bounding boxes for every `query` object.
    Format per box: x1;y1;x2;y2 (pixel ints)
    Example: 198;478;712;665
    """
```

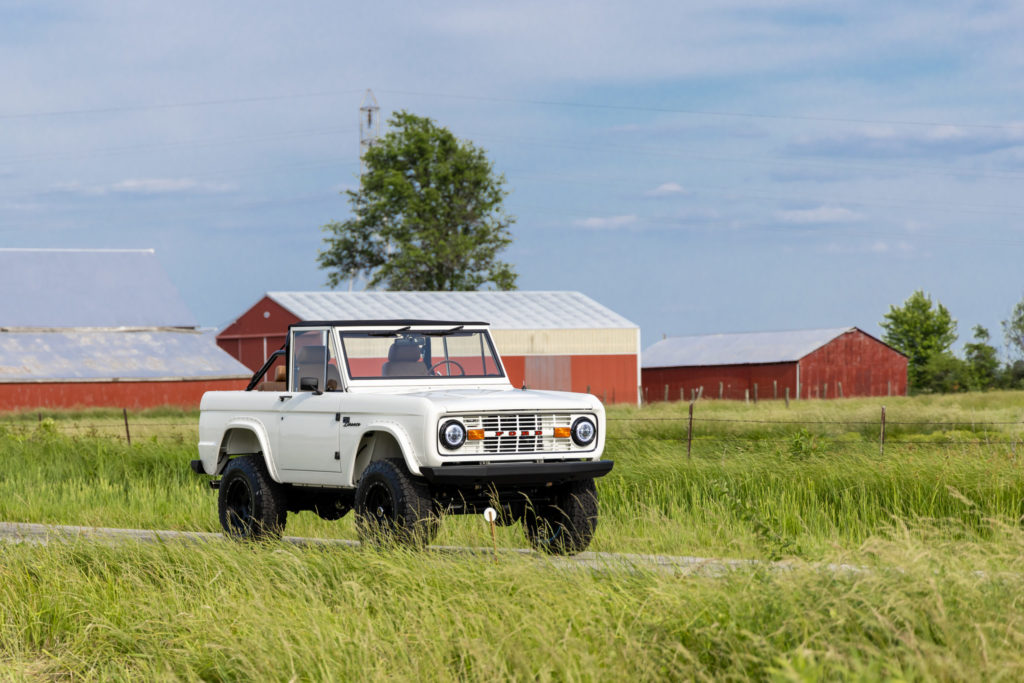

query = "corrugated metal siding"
0;378;246;410
799;330;907;398
0;329;251;382
643;363;798;402
267;290;637;331
0;248;196;328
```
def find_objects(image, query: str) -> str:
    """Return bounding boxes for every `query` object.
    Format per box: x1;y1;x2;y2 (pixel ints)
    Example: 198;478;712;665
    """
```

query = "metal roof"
267;291;638;330
0;328;251;382
642;327;859;368
0;249;196;328
292;319;489;328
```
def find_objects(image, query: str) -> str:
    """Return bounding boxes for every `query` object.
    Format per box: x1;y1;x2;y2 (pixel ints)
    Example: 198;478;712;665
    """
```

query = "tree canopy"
880;290;957;391
1002;294;1024;359
318;111;517;291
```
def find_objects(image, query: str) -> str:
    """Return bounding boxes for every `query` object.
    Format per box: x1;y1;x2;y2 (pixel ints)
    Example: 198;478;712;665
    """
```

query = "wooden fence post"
744;388;750;404
880;405;886;457
785;387;790;408
123;408;132;446
753;383;758;404
838;381;843;399
664;384;669;402
687;401;694;460
719;381;723;399
773;380;778;399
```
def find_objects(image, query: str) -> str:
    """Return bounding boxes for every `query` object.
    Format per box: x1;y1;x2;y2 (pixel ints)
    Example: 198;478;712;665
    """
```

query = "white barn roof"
643;327;860;368
0;248;196;328
267;291;637;331
0;329;250;382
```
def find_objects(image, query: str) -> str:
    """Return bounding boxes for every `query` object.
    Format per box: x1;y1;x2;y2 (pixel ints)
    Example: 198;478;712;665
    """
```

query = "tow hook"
209;479;221;490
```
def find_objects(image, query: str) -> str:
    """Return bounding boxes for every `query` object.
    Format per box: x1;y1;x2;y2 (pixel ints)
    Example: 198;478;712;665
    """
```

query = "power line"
0;89;364;120
379;88;1024;132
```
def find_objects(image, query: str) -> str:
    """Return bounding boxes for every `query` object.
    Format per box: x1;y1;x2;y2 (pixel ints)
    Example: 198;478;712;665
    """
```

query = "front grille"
445;413;579;455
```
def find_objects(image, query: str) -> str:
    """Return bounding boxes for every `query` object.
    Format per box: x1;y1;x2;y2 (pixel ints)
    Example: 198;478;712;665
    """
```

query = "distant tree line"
881;290;1024;393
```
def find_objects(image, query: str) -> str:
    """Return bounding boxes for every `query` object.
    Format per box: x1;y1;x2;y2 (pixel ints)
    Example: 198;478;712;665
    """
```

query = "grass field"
2;393;1024;679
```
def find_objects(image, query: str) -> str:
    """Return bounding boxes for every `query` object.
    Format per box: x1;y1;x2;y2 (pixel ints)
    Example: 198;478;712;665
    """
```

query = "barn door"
524;356;572;392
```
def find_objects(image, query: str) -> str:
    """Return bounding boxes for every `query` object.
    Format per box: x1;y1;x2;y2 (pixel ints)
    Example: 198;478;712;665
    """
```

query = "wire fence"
2;401;1023;457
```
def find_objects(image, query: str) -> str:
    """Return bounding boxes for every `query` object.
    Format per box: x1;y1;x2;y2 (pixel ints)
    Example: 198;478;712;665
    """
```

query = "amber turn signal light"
553;427;572;438
467;429;485;440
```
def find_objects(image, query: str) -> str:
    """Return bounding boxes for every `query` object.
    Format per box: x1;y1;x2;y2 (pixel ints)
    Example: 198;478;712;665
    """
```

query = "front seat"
382;341;428;377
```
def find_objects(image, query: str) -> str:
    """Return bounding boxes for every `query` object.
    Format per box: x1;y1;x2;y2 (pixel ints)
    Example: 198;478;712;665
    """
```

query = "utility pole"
359;89;380;176
352;89;382;291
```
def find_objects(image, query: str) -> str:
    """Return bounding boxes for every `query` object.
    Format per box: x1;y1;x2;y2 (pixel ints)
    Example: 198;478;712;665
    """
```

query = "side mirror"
299;377;320;393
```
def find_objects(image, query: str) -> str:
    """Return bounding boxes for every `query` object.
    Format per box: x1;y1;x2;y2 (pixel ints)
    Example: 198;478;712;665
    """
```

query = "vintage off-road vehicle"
192;320;612;554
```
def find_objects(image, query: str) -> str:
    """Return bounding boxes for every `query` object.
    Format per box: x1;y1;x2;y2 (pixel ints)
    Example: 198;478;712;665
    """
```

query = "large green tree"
318;111;517;291
880;290;957;392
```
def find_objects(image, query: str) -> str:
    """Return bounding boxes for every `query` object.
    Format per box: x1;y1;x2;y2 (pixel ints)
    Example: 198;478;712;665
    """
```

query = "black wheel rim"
364;480;396;532
224;476;254;535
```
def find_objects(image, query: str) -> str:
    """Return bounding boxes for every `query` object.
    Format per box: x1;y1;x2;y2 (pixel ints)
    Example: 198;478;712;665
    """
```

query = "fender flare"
357;421;422;477
217;417;282;482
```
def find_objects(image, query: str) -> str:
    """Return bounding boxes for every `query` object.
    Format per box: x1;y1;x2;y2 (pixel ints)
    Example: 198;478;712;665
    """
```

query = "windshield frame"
332;325;508;385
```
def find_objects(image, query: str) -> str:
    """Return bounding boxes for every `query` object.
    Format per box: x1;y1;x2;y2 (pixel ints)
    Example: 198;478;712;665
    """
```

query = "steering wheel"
429;359;466;376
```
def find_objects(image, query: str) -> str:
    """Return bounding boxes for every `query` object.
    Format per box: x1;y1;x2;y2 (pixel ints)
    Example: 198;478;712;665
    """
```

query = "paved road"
0;521;864;577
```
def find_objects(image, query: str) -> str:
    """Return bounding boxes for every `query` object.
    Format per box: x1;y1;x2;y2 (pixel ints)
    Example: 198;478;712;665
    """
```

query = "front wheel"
354;460;439;547
218;455;287;540
523;479;598;555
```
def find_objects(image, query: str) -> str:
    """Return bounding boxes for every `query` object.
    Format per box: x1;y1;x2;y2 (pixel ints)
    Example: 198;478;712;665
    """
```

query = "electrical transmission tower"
359;89;380;175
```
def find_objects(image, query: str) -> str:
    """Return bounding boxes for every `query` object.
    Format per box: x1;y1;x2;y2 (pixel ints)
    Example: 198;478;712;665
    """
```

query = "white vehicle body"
196;321;609;492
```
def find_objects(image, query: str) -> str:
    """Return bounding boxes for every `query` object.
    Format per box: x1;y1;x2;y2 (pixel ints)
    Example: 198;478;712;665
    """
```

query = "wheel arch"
351;423;421;485
216;419;281;482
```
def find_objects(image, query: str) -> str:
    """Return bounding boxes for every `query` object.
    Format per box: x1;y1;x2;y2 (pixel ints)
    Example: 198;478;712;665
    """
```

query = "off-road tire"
218;455;287;540
354;459;439;547
523;478;598;555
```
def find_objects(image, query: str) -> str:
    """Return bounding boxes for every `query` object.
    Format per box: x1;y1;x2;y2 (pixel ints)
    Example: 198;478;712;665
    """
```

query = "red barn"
641;327;907;402
218;291;641;404
0;248;250;410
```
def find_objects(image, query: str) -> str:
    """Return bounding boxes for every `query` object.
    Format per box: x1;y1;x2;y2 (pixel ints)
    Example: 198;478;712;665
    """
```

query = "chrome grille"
446;413;578;455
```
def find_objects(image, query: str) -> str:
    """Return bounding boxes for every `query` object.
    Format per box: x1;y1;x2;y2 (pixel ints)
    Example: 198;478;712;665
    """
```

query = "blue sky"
2;1;1023;354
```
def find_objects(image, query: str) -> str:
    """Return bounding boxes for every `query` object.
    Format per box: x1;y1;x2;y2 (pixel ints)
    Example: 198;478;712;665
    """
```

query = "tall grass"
2;530;1024;681
2;394;1024;558
3;394;1024;678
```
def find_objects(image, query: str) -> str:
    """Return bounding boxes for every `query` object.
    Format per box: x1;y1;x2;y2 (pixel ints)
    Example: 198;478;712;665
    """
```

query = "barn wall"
217;295;298;372
500;354;637;404
0;378;247;411
799;330;907;398
642;363;797;402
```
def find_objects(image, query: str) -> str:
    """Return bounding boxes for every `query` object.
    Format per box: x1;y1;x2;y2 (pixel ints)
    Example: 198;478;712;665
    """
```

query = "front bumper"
419;460;613;487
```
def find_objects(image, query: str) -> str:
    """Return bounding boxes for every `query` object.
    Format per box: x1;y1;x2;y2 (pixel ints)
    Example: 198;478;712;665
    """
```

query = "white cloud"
111;178;235;195
49;178;236;196
776;206;862;224
645;182;688;197
573;214;638;229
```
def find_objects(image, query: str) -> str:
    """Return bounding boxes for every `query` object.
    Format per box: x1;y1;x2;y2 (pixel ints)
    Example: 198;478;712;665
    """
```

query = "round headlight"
571;417;597;447
439;420;467;450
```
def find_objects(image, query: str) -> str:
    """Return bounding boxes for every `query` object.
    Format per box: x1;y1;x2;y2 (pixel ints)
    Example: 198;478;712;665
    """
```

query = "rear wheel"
354;460;439;547
523;479;598;555
218;455;287;540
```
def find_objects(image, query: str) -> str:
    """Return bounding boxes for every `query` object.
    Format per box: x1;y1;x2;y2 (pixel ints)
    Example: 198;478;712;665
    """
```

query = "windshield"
339;330;504;380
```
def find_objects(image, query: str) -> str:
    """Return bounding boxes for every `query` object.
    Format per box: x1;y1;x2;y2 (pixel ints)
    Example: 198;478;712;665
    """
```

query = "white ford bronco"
192;319;612;554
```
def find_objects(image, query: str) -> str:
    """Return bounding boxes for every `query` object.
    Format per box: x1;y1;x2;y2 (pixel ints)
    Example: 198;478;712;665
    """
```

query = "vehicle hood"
400;387;600;413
